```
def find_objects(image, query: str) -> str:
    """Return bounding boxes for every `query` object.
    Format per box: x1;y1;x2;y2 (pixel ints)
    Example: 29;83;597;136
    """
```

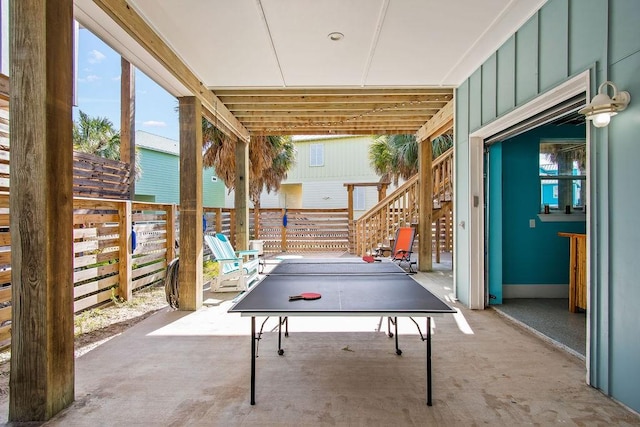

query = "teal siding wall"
539;0;569;92
515;15;539;105
487;143;502;303
203;168;225;207
136;149;179;203
454;0;640;411
135;147;225;206
496;36;516;115
500;125;586;287
607;1;640;403
568;0;607;75
482;53;497;124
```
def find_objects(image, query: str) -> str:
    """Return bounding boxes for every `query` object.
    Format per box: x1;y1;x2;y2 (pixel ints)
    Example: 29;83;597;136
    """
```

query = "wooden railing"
353;147;453;256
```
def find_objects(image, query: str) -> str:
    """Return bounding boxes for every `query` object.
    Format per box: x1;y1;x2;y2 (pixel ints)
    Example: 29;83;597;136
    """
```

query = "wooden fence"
253;208;350;253
72;200;176;312
73;152;131;200
203;207;351;254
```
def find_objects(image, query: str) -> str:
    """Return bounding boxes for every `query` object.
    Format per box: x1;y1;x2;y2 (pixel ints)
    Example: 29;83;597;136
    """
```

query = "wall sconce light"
579;81;631;127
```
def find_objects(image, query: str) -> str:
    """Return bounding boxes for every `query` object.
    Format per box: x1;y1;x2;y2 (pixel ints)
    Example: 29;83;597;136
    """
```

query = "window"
310;144;324;167
539;140;586;212
354;187;365;210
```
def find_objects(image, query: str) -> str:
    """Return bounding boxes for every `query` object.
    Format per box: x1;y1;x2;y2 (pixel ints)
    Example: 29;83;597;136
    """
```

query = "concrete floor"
1;254;638;426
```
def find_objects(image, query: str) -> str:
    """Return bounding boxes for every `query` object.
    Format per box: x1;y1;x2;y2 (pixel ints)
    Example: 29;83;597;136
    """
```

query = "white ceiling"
74;0;547;135
122;0;546;89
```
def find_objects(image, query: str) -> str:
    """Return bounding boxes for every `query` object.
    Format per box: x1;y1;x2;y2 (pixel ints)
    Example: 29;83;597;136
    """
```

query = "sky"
75;29;180;141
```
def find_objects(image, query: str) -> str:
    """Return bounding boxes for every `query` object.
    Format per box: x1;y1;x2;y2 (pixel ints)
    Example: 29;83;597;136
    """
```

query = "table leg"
285;316;289;337
426;317;432;406
277;317;284;355
251;316;256;405
394;317;402;355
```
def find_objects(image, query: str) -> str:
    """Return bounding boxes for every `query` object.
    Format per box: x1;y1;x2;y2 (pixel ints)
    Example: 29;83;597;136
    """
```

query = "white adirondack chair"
204;234;260;292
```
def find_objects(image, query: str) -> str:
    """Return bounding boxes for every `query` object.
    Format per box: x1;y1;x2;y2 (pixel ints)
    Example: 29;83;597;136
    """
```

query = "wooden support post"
435;218;441;264
346;184;354;245
377;183;388;201
230;213;237;247
178;97;203;311
166;204;177;262
118;201;133;301
418;137;433;272
120;58;135;199
9;0;75;420
234;138;250;250
254;207;260;239
215;207;222;232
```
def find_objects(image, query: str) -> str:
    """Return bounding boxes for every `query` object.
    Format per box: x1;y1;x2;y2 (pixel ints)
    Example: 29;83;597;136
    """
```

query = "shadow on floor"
492;298;586;358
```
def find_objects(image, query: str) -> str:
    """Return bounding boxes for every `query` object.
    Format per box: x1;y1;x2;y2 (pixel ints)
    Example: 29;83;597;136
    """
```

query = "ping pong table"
228;258;455;406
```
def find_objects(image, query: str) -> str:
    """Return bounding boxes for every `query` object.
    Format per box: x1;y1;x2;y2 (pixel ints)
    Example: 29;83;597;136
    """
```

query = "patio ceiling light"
328;32;344;41
579;81;631;128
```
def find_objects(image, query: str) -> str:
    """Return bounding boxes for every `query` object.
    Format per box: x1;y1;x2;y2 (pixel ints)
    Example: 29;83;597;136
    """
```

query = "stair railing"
354;147;453;256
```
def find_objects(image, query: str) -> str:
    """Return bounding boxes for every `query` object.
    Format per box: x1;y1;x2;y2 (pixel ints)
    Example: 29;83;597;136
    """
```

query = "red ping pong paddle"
289;292;321;301
362;255;375;263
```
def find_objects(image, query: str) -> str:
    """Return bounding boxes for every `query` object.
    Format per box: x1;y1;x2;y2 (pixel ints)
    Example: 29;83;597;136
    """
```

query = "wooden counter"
558;232;586;313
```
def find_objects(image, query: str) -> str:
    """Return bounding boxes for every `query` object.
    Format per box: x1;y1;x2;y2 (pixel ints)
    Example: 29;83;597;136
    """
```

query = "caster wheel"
396;349;402;356
285;332;289;337
278;349;284;356
388;332;394;338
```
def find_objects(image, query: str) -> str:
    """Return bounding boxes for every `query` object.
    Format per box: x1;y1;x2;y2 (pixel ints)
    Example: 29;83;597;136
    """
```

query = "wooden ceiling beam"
255;123;424;131
231;108;442;118
92;0;250;142
226;102;449;112
217;94;452;104
416;99;454;142
264;128;422;136
213;88;454;97
239;116;433;124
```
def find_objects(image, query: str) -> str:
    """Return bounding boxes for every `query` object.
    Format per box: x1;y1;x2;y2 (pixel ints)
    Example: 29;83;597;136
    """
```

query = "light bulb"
592;113;611;128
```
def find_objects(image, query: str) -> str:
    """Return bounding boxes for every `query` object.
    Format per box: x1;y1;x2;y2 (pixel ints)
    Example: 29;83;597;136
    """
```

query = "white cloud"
79;74;100;83
112;75;122;81
88;49;106;64
143;120;167;128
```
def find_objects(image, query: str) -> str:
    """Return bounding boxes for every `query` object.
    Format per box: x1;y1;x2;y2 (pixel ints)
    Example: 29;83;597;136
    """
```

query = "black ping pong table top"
228;259;455;316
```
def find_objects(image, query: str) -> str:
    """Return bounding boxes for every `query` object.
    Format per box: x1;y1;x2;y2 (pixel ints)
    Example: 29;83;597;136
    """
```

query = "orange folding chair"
390;227;417;273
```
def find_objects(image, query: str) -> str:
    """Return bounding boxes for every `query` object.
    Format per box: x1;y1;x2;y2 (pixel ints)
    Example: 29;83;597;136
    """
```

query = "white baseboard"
503;284;568;298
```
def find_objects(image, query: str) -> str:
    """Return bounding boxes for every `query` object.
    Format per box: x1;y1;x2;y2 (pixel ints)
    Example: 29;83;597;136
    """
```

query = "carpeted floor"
492;298;586;357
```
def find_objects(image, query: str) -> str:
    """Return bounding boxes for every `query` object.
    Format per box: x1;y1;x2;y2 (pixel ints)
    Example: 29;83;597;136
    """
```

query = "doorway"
468;70;591;359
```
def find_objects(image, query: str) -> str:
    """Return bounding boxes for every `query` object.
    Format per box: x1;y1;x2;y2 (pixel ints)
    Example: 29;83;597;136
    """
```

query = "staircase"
353;148;453;258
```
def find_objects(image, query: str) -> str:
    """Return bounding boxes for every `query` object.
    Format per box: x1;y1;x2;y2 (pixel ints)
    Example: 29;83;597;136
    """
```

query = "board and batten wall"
454;0;640;412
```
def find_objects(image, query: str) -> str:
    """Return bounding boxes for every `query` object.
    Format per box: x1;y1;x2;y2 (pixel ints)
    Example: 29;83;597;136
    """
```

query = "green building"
134;130;225;206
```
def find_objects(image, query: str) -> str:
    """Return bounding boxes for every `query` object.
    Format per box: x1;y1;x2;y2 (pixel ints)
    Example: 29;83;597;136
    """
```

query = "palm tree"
73;110;142;179
249;135;296;208
73;110;121;159
368;133;452;184
201;118;296;207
